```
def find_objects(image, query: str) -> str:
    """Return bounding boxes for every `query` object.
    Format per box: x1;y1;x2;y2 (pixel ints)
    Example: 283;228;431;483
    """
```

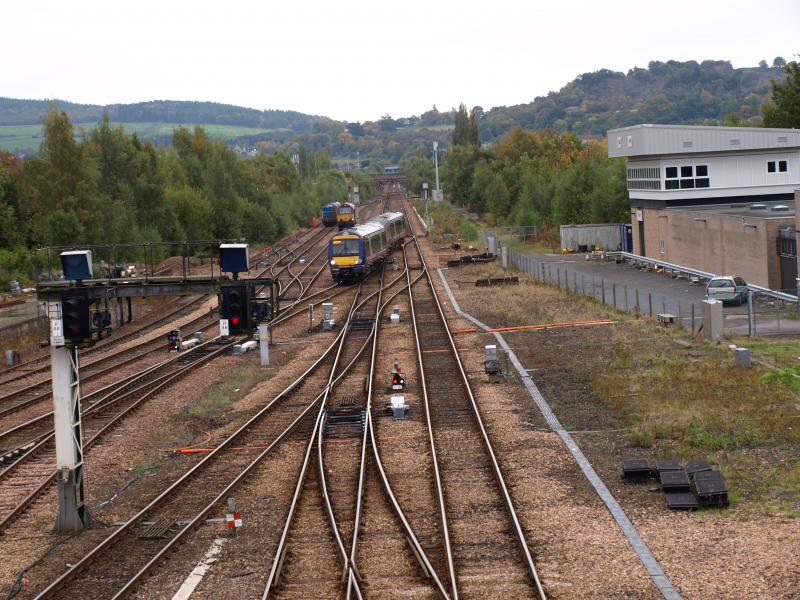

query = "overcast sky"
2;0;798;122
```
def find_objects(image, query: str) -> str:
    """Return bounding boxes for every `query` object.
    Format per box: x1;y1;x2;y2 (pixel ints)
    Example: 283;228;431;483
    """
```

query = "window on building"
659;240;665;255
665;164;709;190
768;161;776;173
779;160;788;172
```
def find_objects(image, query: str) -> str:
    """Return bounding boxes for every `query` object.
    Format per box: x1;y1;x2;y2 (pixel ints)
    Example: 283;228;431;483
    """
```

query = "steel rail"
0;221;317;384
0;295;210;386
266;249;424;599
404;239;459;598
0;337;236;534
361;271;452;599
33;270;385;598
0;311;219;421
317;256;405;599
0;318;221;482
407;201;547;599
264;280;370;599
114;274;396;598
0;313;219;452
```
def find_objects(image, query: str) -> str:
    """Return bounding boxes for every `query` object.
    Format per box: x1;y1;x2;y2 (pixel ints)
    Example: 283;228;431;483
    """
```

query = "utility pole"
422;182;429;223
433;141;442;202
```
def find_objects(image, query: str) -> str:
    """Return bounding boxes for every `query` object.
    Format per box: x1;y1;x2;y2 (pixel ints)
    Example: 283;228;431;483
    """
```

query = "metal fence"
490;225;541;242
501;244;800;338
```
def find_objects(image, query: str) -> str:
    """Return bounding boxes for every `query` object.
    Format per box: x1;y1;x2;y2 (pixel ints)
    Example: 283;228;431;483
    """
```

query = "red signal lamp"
231;316;241;326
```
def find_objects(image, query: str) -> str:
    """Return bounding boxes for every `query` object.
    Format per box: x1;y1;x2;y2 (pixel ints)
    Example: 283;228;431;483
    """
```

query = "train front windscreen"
332;238;360;256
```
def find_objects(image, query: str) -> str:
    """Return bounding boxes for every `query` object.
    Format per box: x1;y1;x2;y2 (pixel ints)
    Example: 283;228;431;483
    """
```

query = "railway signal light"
221;284;249;334
167;329;182;352
391;357;405;390
61;289;91;346
391;371;405;390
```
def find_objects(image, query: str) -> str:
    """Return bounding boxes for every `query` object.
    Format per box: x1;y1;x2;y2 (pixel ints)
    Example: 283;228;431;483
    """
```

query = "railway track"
29;275;388;598
264;256;390;599
402;195;546;599
0;223;333;424
265;242;450;599
0;224;342;534
0;221;321;387
0;308;219;424
0;295;211;387
23;195;526;598
0;334;235;533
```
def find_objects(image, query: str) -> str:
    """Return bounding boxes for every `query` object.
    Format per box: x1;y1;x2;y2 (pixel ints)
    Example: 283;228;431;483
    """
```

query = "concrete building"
608;124;800;290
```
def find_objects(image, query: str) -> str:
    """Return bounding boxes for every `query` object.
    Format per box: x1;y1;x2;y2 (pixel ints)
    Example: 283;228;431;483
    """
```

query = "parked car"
706;276;748;304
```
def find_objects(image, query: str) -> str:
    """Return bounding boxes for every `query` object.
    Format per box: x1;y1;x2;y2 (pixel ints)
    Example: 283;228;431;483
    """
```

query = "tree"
763;61;800;128
347;122;365;137
442;144;478;207
378;114;396;132
452;103;479;146
773;56;786;68
759;60;769;70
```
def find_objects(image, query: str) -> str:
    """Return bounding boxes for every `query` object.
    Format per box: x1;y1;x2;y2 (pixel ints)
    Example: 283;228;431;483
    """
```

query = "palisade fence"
503;245;708;334
486;231;800;337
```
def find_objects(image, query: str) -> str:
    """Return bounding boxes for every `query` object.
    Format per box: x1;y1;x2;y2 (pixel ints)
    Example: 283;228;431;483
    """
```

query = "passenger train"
329;211;407;282
336;202;356;229
321;201;341;227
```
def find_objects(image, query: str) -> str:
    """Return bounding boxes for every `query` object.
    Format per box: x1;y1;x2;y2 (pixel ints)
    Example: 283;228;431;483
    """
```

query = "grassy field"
0;122;276;153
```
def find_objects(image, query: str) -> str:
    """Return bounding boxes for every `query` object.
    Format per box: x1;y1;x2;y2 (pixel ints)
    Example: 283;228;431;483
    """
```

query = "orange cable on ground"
451;319;617;335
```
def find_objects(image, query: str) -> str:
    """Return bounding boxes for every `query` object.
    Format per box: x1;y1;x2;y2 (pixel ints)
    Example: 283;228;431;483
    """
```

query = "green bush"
0;246;34;289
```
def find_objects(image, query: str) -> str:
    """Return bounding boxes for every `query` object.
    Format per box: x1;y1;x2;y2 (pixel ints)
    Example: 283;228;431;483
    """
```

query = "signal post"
38;243;280;532
49;295;91;531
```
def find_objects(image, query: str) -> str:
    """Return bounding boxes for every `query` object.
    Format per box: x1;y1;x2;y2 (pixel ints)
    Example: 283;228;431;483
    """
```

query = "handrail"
605;251;798;303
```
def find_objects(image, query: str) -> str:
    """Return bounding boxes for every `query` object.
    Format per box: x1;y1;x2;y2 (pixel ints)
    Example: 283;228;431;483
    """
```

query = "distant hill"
0;98;332;155
0;98;322;130
0;59;788;157
480;60;786;139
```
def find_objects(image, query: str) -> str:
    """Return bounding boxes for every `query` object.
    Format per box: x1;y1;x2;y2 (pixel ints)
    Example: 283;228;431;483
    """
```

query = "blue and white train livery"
329;212;407;283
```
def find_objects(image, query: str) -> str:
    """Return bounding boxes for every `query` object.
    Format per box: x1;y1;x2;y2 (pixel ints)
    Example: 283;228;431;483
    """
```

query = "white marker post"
259;323;269;366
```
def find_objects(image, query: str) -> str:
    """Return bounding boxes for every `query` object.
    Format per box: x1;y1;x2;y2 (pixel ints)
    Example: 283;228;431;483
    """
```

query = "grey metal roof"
340;212;404;237
608;124;800;158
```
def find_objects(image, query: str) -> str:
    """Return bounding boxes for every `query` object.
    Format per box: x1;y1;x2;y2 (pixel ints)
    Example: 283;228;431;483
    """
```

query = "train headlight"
330;259;336;265
355;258;362;265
